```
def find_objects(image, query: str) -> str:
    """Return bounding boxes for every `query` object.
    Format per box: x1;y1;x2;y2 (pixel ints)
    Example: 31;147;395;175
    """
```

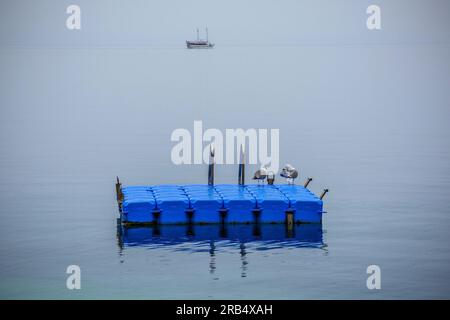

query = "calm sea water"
0;44;449;299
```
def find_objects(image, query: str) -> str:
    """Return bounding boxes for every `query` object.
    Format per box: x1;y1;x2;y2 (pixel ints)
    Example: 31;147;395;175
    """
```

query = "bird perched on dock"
280;164;298;185
253;166;268;185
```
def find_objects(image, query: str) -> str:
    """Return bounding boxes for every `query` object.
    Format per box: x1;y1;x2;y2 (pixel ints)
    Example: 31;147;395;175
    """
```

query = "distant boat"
186;27;215;49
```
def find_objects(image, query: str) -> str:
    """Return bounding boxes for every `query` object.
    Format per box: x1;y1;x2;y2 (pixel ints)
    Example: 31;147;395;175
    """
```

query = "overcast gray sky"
1;0;450;47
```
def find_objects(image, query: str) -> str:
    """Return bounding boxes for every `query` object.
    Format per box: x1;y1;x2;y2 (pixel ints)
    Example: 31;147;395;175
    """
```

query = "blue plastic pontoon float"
117;183;325;225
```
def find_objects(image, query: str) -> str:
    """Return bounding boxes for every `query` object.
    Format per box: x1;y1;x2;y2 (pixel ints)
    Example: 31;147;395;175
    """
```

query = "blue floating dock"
119;184;324;225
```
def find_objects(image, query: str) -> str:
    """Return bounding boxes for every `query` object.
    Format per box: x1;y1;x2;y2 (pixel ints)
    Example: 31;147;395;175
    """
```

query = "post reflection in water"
239;242;247;278
117;221;326;277
209;240;216;275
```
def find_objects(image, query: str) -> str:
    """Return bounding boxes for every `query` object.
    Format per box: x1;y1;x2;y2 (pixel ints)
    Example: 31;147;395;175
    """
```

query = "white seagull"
253;166;268;185
280;164;299;185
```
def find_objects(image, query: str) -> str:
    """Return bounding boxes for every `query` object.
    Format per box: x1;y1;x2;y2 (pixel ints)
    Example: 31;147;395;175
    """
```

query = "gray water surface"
0;44;449;299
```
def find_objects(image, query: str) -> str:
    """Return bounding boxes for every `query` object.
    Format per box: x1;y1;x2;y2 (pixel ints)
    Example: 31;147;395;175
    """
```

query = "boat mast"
196;28;199;41
206;26;208;42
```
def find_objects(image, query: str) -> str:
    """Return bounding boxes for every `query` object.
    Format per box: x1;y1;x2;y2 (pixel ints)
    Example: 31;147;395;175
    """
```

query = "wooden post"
115;176;123;212
252;208;262;225
115;176;121;200
219;208;228;225
285;208;295;231
286;212;294;228
285;208;295;238
152;209;161;225
186;208;195;225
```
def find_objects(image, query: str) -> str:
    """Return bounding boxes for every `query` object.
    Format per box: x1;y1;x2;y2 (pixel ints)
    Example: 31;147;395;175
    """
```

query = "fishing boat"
186;27;215;49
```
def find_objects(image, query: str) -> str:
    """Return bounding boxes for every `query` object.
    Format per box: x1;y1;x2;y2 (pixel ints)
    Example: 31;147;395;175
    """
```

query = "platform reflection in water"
116;221;325;252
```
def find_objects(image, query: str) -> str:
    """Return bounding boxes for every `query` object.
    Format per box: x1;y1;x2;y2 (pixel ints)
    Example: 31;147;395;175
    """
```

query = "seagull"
253;166;268;185
280;164;299;184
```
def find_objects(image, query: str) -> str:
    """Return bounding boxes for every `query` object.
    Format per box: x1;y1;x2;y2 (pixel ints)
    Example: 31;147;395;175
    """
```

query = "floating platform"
117;184;324;225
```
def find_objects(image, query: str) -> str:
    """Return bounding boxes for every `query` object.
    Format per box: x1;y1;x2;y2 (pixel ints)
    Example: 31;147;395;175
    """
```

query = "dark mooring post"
219;207;228;225
238;144;245;185
208;144;215;186
285;208;295;238
152;208;161;226
320;188;329;200
115;176;121;200
285;208;295;228
115;176;123;211
252;208;262;225
185;207;195;235
304;177;313;188
186;207;195;225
